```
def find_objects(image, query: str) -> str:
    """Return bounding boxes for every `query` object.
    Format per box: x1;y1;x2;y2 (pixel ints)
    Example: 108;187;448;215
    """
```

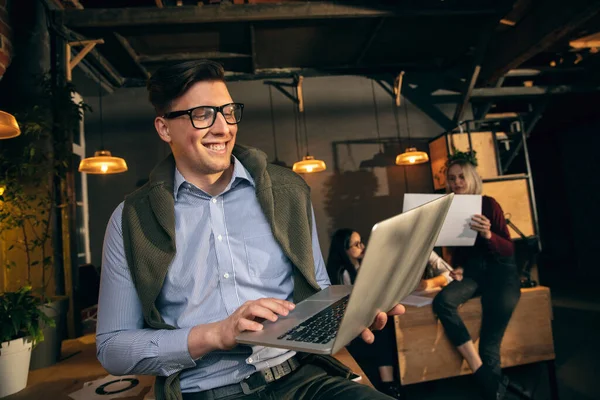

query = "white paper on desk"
400;294;433;307
69;374;146;400
403;193;481;246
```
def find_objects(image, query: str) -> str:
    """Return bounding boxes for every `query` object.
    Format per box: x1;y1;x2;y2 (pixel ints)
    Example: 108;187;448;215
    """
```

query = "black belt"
182;356;302;400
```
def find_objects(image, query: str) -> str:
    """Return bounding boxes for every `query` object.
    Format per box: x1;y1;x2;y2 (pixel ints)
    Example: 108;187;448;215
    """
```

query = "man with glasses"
96;60;404;400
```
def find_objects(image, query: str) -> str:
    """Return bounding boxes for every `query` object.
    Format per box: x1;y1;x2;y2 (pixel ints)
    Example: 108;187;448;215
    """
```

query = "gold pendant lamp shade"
0;111;21;139
396;147;429;165
78;150;128;174
292;155;327;174
78;72;128;175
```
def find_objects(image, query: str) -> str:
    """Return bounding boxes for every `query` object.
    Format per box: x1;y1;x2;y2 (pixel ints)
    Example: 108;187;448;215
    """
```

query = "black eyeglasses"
348;241;364;249
162;103;244;129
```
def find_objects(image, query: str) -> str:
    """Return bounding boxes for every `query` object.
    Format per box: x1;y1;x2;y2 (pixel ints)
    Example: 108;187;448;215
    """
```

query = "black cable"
97;72;105;150
371;79;383;153
268;85;279;160
292;86;301;160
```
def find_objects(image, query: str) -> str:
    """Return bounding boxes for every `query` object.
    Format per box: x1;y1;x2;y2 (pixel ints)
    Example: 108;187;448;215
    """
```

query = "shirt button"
212;198;217;203
217;234;223;241
247;357;253;363
223;273;230;279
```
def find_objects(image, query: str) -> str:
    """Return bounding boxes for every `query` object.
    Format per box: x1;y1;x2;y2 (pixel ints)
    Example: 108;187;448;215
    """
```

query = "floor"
398;269;600;400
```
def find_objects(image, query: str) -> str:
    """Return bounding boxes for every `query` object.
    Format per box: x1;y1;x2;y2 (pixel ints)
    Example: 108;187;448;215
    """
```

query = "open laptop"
236;193;454;355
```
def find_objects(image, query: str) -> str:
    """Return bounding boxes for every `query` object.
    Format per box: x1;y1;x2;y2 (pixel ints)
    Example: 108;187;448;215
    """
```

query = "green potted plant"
0;286;54;397
0;75;87;370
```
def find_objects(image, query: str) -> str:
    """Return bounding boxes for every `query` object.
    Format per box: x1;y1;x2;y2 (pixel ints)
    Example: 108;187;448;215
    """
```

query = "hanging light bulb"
0;110;21;139
396;147;429;165
395;89;429;166
293;155;326;173
78;72;128;175
79;150;128;174
291;77;326;174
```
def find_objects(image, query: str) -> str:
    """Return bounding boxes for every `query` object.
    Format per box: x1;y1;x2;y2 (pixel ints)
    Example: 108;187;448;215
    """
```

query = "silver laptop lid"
331;193;454;354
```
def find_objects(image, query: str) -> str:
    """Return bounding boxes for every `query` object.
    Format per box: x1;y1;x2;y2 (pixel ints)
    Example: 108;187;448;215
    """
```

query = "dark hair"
146;60;225;115
326;228;359;285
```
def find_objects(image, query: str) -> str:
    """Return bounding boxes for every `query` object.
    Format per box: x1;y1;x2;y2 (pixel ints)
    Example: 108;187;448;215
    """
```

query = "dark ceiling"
49;0;600;123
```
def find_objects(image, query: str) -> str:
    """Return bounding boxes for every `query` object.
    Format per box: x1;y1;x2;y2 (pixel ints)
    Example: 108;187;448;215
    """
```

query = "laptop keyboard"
277;295;349;344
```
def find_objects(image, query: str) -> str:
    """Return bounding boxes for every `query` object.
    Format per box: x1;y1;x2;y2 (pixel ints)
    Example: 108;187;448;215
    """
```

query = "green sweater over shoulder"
121;144;321;400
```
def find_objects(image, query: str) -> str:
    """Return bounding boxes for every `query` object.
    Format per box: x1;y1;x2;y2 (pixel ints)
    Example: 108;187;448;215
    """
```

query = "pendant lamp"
0;110;21;139
267;85;290;168
292;81;326;174
78;74;128;174
395;99;429;166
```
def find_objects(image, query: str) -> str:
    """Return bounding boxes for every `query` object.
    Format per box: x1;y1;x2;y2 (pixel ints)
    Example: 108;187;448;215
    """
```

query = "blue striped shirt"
96;156;330;392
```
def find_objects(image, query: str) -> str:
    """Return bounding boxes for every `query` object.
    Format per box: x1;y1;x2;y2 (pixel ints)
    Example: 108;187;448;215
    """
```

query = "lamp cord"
302;104;309;156
293;86;301;160
371;80;383;153
404;97;412;143
97;72;105;150
268;85;279;160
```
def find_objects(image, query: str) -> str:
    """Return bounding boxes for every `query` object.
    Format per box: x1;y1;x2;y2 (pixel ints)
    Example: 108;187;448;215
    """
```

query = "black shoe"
506;379;533;400
474;364;509;400
380;382;403;399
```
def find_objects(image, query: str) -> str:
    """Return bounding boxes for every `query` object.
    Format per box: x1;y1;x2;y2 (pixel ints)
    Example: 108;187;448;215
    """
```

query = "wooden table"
5;334;372;400
394;286;556;386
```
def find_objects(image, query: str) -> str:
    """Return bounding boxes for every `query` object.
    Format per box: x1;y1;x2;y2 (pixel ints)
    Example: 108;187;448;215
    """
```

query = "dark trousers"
346;322;397;388
432;257;521;373
182;362;394;400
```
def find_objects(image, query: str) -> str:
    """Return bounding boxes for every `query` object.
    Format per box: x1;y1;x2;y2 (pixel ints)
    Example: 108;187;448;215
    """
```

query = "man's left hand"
360;304;405;344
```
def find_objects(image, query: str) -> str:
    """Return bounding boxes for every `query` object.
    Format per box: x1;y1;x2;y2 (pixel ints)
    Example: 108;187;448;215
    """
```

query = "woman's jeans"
432;256;521;373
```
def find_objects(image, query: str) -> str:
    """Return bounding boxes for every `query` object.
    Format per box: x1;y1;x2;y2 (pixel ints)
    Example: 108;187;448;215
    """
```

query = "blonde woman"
432;159;527;400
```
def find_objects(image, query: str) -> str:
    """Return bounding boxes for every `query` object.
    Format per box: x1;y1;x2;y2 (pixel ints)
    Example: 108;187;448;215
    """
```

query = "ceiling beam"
113;33;150;78
453;22;496;123
138;52;252;63
62;3;499;28
480;0;600;85
355;18;385;65
433;84;600;102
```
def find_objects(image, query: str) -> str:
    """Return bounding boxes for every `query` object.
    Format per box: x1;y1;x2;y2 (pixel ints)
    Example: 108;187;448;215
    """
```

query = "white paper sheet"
400;294;433;307
403;193;482;246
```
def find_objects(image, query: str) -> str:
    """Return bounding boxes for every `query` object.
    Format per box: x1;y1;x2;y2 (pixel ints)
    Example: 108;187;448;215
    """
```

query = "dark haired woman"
326;228;402;399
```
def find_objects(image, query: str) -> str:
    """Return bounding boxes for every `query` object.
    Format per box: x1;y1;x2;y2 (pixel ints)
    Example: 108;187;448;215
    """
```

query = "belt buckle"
240;372;267;395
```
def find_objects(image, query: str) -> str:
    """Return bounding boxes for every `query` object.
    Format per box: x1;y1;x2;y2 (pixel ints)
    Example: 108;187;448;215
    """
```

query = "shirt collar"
173;155;255;199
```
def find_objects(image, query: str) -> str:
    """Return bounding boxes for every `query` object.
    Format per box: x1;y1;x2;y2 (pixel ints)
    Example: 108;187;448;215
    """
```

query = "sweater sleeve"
483;196;515;257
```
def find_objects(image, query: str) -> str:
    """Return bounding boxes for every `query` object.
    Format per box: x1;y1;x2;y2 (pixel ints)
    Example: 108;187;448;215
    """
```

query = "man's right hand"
188;298;296;358
215;298;296;350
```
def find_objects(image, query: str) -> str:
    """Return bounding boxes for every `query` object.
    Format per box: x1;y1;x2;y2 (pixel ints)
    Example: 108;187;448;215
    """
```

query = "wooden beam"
570;31;600;48
480;0;600;84
113;32;150;78
66;39;104;82
453;20;495;123
155;0;164;8
66;0;83;9
62;3;499;28
453;65;481;123
64;28;125;86
435;84;600;102
296;75;304;113
138;52;252;63
393;72;404;107
355;18;385;65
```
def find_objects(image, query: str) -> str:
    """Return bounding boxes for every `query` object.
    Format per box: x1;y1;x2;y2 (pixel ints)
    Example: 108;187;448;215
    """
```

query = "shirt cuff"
157;327;197;374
